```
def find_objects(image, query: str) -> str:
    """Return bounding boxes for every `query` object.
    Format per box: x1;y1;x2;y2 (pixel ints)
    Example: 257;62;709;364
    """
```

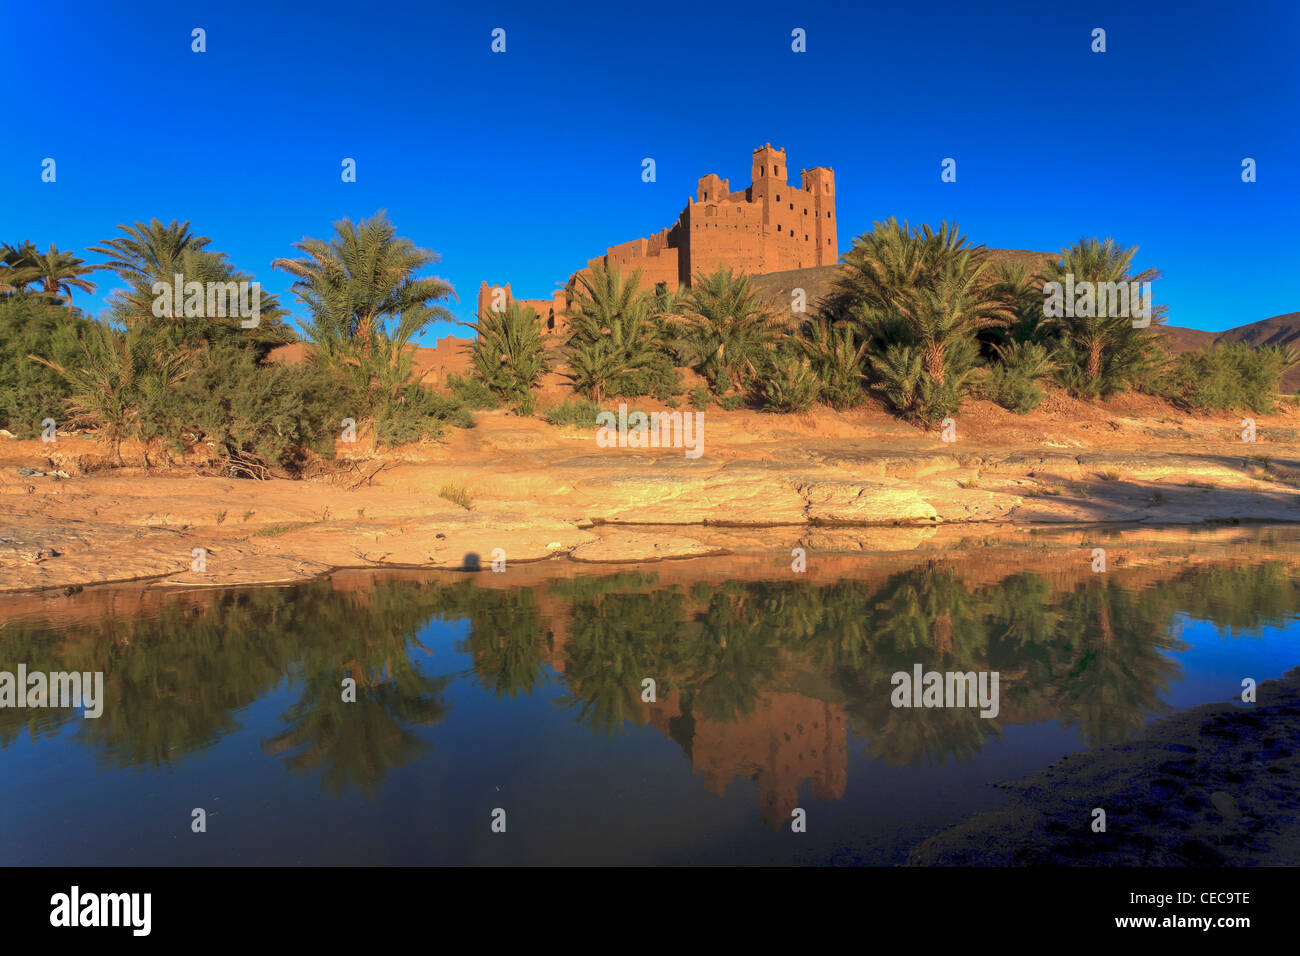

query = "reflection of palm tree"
264;662;450;797
559;591;687;734
5;555;1299;788
457;589;550;697
681;591;783;723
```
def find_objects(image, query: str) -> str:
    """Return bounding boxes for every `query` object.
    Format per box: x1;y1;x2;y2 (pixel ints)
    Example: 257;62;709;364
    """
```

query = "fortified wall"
479;143;837;333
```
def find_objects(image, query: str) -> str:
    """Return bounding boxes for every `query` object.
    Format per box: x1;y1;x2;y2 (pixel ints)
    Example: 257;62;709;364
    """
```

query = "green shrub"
985;340;1054;414
801;318;866;409
617;354;683;401
757;353;819;413
148;343;344;472
0;296;91;436
1156;343;1299;413
542;397;602;427
447;371;501;410
719;394;745;411
869;339;976;425
689;385;710;410
465;301;547;411
374;381;473;447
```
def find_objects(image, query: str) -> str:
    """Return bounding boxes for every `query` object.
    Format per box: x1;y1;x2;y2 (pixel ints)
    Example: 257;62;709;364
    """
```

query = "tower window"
776;194;781;201
789;203;793;210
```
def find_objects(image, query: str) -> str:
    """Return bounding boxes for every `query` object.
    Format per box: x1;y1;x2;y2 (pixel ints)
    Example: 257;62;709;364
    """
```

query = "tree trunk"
923;341;945;384
1086;343;1102;381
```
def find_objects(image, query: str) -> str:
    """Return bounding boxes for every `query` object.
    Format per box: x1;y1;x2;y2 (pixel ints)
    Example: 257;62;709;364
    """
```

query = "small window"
776;194;781;201
777;225;782;232
827;211;831;218
804;235;809;242
789;202;793;210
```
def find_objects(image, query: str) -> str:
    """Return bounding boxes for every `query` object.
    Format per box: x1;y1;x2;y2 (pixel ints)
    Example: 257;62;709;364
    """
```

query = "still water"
2;532;1297;865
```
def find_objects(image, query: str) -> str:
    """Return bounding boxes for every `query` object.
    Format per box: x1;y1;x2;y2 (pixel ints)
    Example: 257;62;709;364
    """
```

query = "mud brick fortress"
477;143;837;335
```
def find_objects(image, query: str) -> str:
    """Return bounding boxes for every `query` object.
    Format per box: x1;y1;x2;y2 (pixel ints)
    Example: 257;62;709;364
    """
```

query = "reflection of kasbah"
650;688;848;828
522;588;847;827
478;143;837;334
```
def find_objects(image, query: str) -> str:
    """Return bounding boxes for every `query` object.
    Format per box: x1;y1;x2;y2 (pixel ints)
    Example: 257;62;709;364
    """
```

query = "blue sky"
3;0;1296;342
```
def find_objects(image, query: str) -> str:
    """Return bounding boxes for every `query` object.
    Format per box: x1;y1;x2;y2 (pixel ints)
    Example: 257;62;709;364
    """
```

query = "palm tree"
677;267;782;394
463;301;548;408
0;241;41;294
839;220;1009;382
90;219;211;283
799;317;868;408
831;219;1010;422
563;265;663;403
30;243;97;307
1049;238;1165;396
986;262;1051;345
273;210;455;353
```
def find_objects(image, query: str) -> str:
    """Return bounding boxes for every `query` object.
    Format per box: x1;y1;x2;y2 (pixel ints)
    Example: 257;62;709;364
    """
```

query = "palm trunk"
923;341;945;384
1086;343;1103;381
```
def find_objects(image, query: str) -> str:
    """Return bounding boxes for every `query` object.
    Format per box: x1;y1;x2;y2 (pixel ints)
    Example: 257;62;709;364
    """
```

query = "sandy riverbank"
3;391;1299;592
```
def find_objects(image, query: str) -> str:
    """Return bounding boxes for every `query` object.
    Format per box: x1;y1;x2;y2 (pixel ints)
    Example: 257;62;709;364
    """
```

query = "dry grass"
439;483;474;510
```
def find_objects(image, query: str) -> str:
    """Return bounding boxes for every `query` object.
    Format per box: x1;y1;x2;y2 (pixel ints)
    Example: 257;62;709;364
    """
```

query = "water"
2;529;1298;865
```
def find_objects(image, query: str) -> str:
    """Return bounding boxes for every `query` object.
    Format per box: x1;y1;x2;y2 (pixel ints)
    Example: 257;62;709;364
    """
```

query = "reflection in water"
2;557;1297;825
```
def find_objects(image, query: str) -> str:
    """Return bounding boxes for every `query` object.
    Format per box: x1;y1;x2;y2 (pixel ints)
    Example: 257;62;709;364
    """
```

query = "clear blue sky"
3;0;1296;341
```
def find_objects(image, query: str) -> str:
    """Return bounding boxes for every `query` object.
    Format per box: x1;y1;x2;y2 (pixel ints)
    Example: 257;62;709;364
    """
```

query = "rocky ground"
2;387;1299;592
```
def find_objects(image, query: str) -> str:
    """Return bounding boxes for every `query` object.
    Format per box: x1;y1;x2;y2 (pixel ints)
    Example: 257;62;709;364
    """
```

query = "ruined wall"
476;281;569;334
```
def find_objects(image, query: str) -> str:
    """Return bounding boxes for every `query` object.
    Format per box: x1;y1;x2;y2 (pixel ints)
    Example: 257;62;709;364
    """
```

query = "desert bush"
1156;343;1299;413
689;386;710;410
542;397;602;427
447;371;500;410
985;340;1055;414
800;317;866;408
757;351;819;413
31;320;192;463
151;344;343;473
438;483;473;510
0;296;91;435
617;355;683;401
